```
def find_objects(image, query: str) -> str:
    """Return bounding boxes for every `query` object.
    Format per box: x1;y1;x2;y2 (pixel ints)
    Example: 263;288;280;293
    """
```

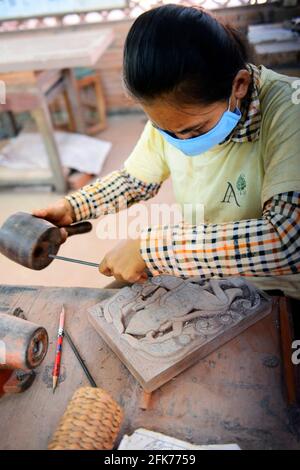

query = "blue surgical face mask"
155;100;241;157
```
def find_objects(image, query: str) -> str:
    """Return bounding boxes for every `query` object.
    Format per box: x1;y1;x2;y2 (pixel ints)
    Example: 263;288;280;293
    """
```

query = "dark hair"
123;5;248;105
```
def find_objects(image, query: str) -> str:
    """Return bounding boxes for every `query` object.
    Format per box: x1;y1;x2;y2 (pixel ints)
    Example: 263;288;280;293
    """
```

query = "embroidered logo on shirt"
221;182;241;207
236;174;247;195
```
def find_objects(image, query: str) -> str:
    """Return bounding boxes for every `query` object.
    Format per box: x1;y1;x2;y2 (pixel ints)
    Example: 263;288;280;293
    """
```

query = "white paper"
0;131;111;175
118;428;241;451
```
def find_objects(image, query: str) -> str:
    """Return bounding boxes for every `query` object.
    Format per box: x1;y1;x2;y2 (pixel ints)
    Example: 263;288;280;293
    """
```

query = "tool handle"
63;222;92;237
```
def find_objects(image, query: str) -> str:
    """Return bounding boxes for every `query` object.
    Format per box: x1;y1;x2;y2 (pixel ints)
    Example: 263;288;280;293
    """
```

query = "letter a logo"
221;182;240;207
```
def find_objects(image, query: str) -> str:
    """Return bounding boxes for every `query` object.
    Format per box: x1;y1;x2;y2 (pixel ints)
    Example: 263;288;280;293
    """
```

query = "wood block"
88;276;273;392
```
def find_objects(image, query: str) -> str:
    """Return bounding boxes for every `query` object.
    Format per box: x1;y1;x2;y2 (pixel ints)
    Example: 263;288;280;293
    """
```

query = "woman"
34;5;300;298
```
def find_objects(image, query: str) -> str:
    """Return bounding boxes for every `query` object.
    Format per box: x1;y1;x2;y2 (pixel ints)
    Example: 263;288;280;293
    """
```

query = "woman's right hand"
32;199;76;242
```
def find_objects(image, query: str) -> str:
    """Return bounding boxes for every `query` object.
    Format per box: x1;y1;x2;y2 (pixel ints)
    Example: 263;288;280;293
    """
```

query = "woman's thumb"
59;228;68;243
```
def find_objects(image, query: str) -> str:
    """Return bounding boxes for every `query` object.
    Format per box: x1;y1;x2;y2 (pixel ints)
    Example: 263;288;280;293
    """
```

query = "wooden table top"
0;28;114;73
0;285;299;450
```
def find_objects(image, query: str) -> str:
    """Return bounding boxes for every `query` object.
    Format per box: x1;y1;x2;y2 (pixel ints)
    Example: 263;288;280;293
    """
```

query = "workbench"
0;285;299;450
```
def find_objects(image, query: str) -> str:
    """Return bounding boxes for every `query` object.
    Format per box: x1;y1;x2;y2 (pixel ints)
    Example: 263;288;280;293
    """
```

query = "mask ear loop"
228;95;241;113
227;95;232;112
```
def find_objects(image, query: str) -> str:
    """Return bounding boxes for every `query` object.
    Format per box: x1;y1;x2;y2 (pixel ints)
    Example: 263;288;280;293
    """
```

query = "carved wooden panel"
88;276;273;392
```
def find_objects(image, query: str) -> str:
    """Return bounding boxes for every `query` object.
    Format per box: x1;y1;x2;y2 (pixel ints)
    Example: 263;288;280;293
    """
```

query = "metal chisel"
49;254;152;278
48;254;99;268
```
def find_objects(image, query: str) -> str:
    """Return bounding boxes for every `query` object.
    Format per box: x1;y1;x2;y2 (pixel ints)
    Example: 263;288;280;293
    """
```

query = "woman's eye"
166;131;178;138
191;129;204;137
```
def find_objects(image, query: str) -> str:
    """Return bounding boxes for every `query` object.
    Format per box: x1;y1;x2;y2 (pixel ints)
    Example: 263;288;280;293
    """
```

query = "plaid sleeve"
140;192;300;278
65;169;161;221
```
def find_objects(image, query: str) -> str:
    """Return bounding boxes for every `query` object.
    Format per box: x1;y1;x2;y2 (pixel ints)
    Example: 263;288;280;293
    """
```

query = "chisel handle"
63;222;92;237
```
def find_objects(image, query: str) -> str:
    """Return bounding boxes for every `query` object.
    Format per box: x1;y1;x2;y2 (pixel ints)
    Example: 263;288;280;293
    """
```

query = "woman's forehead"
143;100;224;132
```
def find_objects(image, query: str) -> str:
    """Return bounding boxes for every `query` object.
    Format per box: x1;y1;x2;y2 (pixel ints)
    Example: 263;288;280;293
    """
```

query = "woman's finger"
99;258;113;276
135;271;148;284
32;209;48;218
114;273;125;282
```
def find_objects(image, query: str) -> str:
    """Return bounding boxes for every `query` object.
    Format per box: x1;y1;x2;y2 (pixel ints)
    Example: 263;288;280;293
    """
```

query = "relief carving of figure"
92;276;269;361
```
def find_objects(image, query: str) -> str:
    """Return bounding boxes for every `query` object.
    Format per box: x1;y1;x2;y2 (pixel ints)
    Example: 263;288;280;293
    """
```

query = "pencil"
52;305;65;393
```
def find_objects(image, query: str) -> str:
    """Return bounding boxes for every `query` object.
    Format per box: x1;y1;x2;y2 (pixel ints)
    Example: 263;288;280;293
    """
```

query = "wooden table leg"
62;69;86;134
279;297;298;405
140;390;152;410
31;98;67;194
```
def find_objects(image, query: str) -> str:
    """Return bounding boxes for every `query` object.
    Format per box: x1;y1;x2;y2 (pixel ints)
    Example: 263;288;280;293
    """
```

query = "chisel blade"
49;254;99;268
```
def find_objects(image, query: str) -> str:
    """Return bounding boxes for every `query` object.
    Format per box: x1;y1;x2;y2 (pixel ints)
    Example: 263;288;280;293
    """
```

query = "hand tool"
64;329;97;387
48;255;153;279
0;313;48;370
52;306;65;393
0;313;48;399
0;212;92;270
48;254;99;268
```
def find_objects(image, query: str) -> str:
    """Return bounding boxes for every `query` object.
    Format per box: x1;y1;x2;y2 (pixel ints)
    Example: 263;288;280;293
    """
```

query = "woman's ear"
232;69;251;101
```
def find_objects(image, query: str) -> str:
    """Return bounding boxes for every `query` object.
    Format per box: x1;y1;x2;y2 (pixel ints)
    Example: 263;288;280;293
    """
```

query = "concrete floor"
0;113;174;288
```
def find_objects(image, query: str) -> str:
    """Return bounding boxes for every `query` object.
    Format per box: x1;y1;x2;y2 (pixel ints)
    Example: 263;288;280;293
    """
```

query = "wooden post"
62;69;86;134
31;96;67;193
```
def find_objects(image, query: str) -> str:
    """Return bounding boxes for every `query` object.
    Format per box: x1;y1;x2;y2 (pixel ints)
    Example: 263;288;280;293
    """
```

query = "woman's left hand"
99;238;148;283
